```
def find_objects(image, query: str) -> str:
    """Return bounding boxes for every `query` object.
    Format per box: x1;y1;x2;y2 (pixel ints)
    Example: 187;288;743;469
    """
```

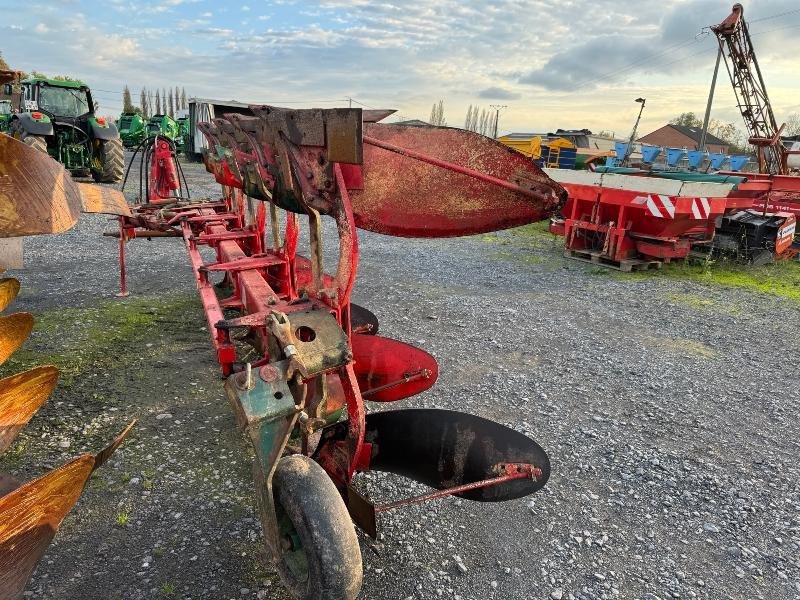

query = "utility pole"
699;46;722;151
490;104;507;138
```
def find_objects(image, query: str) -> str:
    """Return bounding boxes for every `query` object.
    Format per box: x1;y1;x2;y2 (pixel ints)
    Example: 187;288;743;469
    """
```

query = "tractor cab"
21;78;94;120
9;78;124;182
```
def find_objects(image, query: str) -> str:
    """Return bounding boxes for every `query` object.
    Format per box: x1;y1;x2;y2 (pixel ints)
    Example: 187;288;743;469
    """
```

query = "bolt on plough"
0;131;134;600
112;107;566;599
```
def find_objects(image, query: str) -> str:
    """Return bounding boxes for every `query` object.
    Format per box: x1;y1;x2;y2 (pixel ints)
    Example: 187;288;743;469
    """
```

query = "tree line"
426;100;499;137
123;85;188;119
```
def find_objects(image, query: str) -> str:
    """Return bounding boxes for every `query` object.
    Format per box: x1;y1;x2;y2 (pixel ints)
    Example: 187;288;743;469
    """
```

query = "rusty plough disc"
0;134;131;240
0;313;34;366
0;279;20;313
0;126;136;599
0;366;59;453
0;134;81;237
0;421;136;599
77;183;131;218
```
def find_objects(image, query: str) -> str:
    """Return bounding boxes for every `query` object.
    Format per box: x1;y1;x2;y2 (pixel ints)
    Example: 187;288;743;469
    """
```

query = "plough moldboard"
0;132;135;600
114;107;565;599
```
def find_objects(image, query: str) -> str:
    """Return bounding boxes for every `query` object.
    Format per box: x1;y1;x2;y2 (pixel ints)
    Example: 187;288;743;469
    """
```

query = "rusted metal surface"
0;278;20;313
0;134;81;237
0;135;130;240
0;119;139;599
76;183;131;217
0;366;59;453
0;312;34;365
0;421;135;600
350;124;565;237
114;105;558;599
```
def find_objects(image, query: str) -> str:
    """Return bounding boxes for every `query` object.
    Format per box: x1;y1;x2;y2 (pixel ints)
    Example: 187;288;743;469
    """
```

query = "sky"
1;0;799;138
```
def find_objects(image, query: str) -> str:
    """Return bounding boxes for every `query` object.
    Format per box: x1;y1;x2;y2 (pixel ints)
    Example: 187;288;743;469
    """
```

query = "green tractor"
118;112;147;148
0;100;11;133
146;113;179;140
7;77;124;183
175;116;190;154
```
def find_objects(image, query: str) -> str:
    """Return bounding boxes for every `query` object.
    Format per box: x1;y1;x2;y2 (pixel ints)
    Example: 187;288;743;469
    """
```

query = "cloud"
3;0;800;134
520;0;800;91
478;87;520;100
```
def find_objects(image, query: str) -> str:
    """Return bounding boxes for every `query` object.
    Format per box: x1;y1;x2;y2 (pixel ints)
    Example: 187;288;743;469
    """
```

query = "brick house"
637;124;728;154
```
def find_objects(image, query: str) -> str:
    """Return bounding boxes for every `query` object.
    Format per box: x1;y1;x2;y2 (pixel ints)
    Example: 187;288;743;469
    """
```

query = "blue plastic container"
708;153;727;170
641;145;661;164
687;150;706;170
729;155;750;171
665;147;686;167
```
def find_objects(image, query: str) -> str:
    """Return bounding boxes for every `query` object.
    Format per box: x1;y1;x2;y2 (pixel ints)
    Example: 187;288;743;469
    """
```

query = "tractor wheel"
92;138;125;184
271;454;362;600
8;122;46;154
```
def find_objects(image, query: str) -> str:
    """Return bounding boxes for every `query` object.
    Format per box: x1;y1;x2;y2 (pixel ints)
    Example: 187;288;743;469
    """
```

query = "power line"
567;36;707;91
560;5;799;92
348;98;378;110
749;7;800;23
750;21;800;36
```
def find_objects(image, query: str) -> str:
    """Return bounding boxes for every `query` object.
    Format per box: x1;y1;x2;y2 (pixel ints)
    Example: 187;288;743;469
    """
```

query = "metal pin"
246;362;253;389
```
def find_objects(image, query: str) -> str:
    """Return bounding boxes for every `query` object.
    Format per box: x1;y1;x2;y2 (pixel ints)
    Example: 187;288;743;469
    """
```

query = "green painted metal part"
20;77;86;89
118;113;146;148
224;359;299;555
0;101;12;133
147;114;179;140
175;117;190;153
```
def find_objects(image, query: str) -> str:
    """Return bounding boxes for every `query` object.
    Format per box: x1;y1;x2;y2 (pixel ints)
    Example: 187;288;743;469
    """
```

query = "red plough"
113;107;564;600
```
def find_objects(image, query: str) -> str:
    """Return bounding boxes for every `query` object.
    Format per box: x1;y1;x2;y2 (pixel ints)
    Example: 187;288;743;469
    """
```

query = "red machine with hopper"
548;3;800;269
112;107;565;600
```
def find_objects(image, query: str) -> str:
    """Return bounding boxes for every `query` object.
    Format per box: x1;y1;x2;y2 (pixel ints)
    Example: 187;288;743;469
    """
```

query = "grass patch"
646;336;716;358
115;508;131;527
509;220;555;239
667;293;716;309
0;292;200;387
621;258;800;303
161;582;176;597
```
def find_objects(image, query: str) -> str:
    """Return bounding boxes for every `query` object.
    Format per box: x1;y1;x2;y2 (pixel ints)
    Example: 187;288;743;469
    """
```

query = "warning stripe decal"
636;194;715;220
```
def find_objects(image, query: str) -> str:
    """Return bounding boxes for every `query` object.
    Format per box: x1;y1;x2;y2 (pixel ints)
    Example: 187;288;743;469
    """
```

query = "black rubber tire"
92;137;124;183
271;454;362;600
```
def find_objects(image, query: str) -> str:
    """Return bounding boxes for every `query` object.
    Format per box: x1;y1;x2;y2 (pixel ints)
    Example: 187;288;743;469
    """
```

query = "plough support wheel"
271;454;363;600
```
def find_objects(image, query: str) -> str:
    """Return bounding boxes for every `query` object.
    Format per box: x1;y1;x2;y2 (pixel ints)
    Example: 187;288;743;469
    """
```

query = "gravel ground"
2;154;799;600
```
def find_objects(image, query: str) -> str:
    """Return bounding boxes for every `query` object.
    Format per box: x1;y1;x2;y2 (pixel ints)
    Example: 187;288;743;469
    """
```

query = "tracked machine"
112;107;564;599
